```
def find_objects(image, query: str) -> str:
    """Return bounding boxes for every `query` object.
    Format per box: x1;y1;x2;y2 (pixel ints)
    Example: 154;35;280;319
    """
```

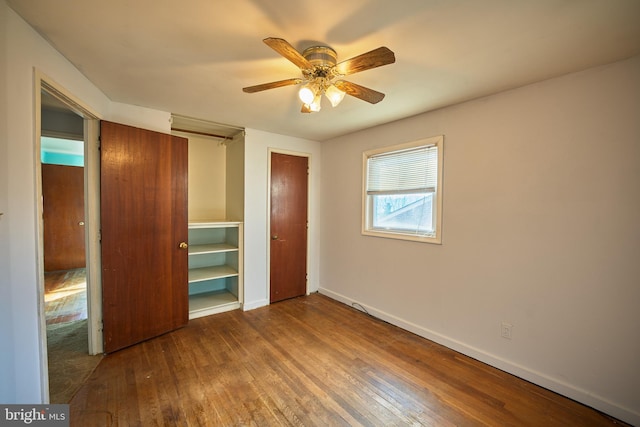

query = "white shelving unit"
188;221;243;319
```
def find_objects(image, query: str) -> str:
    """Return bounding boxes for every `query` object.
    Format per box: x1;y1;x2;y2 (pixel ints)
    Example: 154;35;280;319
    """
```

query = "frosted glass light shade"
325;84;346;107
309;94;322;112
299;86;315;104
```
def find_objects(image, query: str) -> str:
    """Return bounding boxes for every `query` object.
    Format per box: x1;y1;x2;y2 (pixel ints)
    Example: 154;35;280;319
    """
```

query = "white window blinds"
367;145;438;195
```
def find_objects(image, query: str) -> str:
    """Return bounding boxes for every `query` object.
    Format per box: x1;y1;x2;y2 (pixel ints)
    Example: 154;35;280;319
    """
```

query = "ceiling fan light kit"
325;84;346;107
243;37;395;113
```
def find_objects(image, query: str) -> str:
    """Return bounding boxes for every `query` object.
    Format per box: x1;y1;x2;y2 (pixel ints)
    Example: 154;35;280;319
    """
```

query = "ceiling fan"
242;37;395;113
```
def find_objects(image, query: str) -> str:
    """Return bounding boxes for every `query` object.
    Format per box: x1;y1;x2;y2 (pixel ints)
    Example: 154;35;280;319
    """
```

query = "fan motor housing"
302;46;337;68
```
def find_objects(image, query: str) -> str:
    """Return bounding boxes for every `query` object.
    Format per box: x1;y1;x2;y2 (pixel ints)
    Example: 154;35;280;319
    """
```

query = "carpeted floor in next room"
47;319;103;403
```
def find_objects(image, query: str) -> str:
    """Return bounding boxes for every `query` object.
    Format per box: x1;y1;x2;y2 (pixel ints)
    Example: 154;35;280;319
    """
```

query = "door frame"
266;148;311;302
34;71;102;402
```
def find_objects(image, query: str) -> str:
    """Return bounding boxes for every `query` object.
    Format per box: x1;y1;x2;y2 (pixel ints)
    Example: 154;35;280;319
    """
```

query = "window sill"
362;228;442;244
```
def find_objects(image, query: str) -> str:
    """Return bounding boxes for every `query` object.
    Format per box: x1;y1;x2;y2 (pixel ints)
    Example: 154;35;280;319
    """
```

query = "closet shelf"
188;265;238;283
189;290;241;319
188;243;238;255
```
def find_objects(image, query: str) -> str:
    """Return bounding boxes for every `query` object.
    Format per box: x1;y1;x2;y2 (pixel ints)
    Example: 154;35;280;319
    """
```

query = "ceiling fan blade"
242;78;303;93
263;37;313;70
334;80;386;104
334;47;395;76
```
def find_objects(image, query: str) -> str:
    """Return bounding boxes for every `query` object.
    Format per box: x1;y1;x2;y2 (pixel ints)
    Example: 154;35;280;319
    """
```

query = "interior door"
42;164;86;271
100;121;188;353
270;152;308;303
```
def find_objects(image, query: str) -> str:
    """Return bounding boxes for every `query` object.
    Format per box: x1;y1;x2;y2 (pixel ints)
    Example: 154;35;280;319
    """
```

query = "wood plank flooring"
70;294;626;426
45;269;87;325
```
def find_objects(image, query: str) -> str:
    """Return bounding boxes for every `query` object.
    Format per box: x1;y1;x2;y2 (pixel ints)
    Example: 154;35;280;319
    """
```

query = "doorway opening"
36;75;102;403
41;111;86;320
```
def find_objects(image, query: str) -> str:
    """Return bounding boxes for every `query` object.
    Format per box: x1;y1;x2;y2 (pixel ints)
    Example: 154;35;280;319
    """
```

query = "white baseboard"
242;298;269;311
318;287;639;426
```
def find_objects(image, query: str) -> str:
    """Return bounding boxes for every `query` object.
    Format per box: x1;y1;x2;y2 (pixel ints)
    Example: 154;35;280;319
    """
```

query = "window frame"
361;135;444;244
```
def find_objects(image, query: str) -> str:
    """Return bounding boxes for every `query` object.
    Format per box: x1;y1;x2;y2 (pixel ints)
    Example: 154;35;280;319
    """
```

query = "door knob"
179;242;188;249
78;221;85;226
271;235;278;240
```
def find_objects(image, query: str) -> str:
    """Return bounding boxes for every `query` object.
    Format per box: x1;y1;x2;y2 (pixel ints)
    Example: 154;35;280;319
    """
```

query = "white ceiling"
8;0;640;141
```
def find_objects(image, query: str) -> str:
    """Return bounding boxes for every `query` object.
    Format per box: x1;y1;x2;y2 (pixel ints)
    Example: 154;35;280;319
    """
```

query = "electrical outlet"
501;322;513;340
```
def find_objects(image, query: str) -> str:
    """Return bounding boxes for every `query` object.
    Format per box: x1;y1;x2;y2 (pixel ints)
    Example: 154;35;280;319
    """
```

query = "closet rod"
171;127;233;140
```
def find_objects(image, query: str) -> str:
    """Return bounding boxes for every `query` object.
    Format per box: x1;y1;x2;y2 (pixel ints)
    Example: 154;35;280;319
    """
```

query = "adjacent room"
1;0;639;425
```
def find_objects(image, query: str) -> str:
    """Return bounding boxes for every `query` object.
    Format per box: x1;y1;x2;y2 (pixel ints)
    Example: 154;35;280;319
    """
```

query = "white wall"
0;0;13;403
186;134;227;222
243;129;321;310
107;101;170;134
0;2;171;403
320;55;640;425
226;135;245;222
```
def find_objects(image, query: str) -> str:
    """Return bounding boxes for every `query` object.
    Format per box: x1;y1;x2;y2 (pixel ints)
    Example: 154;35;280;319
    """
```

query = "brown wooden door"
100;121;188;353
42;164;86;272
270;152;308;303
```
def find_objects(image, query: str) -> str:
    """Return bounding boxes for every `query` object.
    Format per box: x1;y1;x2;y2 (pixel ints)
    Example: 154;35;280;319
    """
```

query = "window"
362;135;443;244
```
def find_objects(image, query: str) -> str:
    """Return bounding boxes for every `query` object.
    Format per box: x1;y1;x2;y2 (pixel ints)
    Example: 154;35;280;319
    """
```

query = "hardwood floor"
70;294;626;426
45;269;87;325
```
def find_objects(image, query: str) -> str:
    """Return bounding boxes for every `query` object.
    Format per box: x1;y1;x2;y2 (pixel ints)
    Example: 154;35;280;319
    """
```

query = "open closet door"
100;121;188;353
